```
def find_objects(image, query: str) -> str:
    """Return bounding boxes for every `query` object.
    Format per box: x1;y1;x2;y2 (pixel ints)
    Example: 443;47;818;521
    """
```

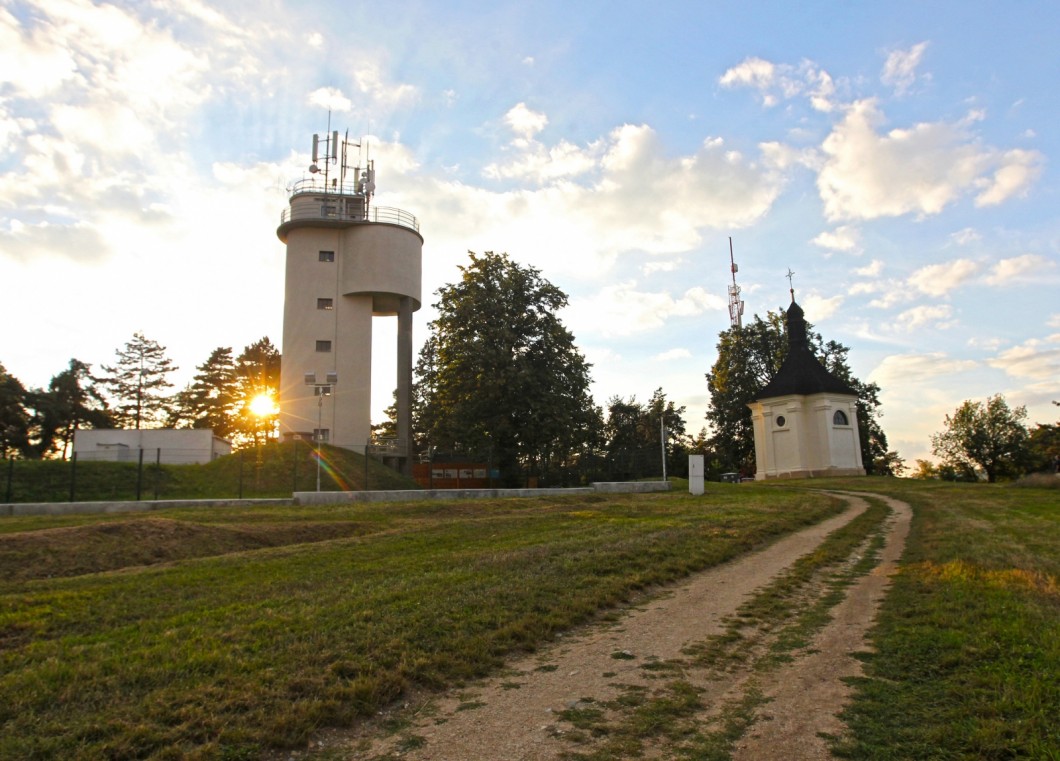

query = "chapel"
746;299;866;480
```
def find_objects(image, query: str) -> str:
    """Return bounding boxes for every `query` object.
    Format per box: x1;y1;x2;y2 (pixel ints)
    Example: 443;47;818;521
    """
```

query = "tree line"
6;250;1053;483
0;335;279;459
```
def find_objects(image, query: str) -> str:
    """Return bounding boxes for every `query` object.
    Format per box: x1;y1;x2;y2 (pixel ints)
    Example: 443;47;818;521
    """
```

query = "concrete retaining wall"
1;498;292;517
2;481;671;516
294;481;671;505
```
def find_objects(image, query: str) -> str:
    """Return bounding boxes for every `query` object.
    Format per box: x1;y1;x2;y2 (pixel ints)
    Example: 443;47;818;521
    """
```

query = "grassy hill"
0;479;1056;759
1;440;419;503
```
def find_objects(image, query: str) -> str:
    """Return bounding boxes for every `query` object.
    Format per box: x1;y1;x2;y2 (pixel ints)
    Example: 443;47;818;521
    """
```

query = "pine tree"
100;332;178;429
168;347;239;439
33;358;113;458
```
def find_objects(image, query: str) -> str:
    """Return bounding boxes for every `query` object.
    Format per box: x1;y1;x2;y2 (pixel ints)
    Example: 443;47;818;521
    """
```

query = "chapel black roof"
753;300;858;400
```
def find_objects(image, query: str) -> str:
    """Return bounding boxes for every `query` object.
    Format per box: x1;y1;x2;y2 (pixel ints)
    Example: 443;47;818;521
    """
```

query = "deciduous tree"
414;251;598;485
931;394;1031;483
705;309;890;474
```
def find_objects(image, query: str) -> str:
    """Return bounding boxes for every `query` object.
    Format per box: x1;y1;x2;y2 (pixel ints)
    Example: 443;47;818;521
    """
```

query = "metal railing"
279;186;419;233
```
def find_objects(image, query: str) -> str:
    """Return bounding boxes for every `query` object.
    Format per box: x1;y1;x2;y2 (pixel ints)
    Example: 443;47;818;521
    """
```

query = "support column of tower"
396;296;414;475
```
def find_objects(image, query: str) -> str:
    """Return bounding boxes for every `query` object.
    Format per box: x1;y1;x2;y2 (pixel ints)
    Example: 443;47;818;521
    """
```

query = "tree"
100;333;178;429
931;394;1031;483
168;347;240;439
0;362;32;458
1026;401;1059;473
603;388;688;479
705;310;888;474
32;359;113;459
233;338;281;446
413;251;598;485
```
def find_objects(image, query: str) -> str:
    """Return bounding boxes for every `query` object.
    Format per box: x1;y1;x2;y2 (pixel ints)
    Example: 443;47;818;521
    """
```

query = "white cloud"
719;57;776;90
881;42;929;94
817;99;1044;221
503;102;549;139
988;334;1060;381
812;225;860;253
895;304;957;331
306;32;324;48
854;259;883;277
567;282;725;338
950;227;981;246
907;258;981;296
984;254;1055;285
642;259;683;275
869;352;979;385
466;117;789;275
1048;314;1060;329
308;87;352;112
653;348;692;361
719;57;836;112
802;293;844;321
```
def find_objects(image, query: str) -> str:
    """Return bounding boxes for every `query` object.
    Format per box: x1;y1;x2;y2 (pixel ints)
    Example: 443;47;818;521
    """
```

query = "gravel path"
336;490;910;760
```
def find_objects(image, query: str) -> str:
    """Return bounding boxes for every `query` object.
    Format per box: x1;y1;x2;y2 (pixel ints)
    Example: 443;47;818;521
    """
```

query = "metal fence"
1;441;395;504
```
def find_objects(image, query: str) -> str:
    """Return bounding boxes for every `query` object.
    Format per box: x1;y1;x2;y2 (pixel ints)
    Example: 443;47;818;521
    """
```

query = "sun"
248;393;278;418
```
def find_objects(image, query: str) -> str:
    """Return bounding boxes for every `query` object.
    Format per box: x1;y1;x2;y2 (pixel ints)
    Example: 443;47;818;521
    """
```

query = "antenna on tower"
727;237;745;329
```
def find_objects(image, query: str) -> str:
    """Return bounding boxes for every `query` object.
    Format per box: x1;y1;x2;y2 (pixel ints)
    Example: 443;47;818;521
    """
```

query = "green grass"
816;478;1060;760
1;440;418;504
0;486;840;760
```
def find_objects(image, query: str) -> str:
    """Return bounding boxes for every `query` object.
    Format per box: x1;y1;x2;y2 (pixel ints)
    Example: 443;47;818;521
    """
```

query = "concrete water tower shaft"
276;131;422;471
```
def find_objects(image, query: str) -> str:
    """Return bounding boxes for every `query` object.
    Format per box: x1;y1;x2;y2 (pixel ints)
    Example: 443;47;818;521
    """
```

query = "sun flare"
248;393;278;418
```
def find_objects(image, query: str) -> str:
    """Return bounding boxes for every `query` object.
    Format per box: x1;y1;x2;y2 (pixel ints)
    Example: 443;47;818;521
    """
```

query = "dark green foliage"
99;332;178;429
168;347;240;438
29;358;113;459
704;309;893;474
414;252;600;485
931;394;1031;482
0;362;32;458
604;388;688;479
234;337;281;445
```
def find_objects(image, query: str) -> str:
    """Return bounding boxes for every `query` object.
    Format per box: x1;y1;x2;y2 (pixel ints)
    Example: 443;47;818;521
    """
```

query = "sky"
2;0;1058;465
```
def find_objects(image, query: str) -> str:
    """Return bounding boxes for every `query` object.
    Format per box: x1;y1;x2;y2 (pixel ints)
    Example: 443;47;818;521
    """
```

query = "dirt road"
309;490;909;760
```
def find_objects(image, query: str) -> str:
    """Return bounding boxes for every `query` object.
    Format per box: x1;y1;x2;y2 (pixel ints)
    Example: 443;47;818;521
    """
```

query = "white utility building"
747;299;866;480
276;131;423;472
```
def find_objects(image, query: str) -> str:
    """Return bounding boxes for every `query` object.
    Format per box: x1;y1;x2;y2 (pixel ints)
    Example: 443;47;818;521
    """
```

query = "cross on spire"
786;268;796;301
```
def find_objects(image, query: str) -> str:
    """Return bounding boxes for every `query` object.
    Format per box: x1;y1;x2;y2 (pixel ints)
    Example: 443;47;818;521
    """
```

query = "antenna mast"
727;237;745;329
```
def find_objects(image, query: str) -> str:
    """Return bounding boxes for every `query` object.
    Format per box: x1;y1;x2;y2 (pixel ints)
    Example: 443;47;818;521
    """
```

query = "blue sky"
2;0;1058;464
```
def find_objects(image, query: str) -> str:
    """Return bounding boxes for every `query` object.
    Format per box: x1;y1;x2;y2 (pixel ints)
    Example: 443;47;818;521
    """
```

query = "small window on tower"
313;428;330;442
315;340;332;352
775;415;786;428
833;410;849;426
319;250;335;262
317;298;334;310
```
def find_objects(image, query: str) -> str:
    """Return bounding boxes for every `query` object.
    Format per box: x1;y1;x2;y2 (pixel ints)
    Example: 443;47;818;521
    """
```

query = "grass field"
826;478;1060;760
1;478;1057;760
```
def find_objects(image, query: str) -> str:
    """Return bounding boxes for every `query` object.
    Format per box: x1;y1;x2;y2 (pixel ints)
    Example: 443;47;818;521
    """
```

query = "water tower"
276;129;422;472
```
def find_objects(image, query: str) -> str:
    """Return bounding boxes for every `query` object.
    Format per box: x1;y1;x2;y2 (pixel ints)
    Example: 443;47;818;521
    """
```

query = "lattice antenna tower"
727;237;745;329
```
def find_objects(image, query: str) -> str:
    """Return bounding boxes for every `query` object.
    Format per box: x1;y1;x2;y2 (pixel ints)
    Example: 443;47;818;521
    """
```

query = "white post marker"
688;454;705;496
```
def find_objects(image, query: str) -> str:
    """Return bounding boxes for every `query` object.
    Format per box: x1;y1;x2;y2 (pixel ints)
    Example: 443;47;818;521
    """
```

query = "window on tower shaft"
317;298;334;310
319;250;335;262
316;340;332;352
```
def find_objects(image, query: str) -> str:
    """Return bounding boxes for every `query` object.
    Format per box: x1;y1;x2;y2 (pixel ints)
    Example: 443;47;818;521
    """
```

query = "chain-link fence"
1;440;413;504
